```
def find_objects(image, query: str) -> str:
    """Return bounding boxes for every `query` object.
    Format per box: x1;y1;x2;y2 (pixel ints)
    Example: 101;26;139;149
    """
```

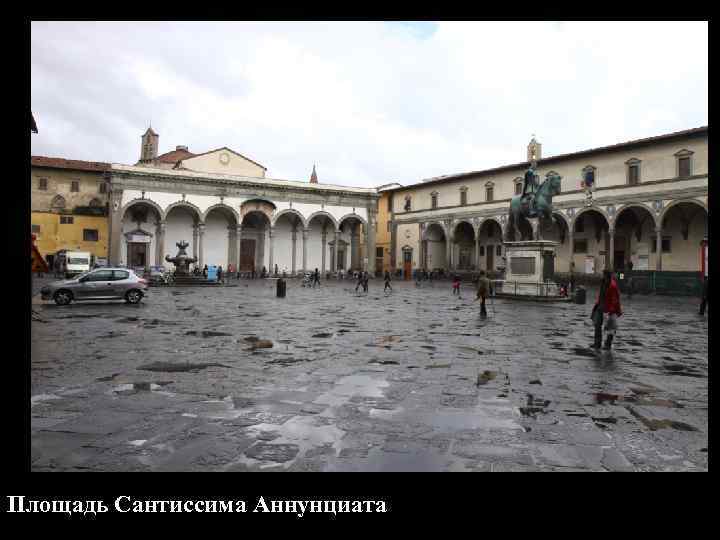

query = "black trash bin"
574;286;586;304
276;278;286;298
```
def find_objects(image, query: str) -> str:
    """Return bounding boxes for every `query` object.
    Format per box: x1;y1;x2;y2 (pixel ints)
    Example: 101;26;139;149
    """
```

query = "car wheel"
125;289;143;304
54;289;73;306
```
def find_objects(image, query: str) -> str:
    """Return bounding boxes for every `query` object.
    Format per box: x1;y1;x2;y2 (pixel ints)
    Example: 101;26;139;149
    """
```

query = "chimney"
176;145;188;152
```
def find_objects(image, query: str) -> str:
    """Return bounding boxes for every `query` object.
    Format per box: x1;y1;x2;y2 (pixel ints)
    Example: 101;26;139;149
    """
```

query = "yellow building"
375;183;402;274
31;156;110;267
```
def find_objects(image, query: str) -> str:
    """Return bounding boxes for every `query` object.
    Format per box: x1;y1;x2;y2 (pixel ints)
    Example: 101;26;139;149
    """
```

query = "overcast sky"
31;21;708;188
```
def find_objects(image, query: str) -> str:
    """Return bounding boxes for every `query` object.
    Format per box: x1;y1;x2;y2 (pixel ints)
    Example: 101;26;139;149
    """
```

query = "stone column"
568;227;574;274
268;226;275;274
291;227;297;275
321;228;327;273
366;212;376;275
608;227;615;271
108;187;124;265
192;225;199;260
446;236;453;271
350;228;359;270
476;233;481;271
655;227;663;271
157;220;166;266
302;228;308;274
236;225;242;273
227;226;235;269
331;230;338;272
198;223;205;268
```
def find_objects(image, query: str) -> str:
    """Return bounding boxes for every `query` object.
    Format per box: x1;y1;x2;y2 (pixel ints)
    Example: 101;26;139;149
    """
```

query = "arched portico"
240;210;272;273
120;199;166;268
452;221;476;271
337;214;365;272
477;219;503;272
614;204;657;271
423;222;447;271
204;205;240;270
306;212;336;274
658;200;708;271
570;207;610;273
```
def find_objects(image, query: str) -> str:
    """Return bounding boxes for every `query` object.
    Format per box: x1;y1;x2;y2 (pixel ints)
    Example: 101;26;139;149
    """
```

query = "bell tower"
140;126;159;163
527;135;541;165
310;163;318;184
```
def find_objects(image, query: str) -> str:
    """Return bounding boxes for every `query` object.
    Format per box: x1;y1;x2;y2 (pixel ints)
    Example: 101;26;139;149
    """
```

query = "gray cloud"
31;21;708;188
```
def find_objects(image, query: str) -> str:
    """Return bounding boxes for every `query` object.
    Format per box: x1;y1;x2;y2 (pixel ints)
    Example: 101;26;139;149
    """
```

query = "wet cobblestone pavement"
31;278;708;471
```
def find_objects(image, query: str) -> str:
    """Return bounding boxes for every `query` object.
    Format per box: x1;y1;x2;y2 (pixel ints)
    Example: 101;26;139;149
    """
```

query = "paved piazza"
30;278;708;472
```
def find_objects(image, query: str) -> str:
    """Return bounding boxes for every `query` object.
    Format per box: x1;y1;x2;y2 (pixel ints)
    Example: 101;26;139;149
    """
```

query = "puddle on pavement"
314;375;390;408
31;394;62;407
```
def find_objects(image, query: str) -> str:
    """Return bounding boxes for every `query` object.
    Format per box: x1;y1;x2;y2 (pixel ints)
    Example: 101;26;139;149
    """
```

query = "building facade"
388;127;708;278
31;157;110;267
107;129;379;274
375;183;402;274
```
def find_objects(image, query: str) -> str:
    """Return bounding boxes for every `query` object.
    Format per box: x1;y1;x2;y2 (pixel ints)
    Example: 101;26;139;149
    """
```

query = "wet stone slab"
31;280;707;471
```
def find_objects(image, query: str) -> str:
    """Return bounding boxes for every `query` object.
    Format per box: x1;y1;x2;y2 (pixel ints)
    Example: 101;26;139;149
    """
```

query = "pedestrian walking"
590;270;623;350
476;270;490;317
203;264;208;279
217;265;223;284
363;271;369;293
699;275;708;316
452;274;461;296
355;271;364;293
313;268;321;287
384;270;392;292
626;260;634;299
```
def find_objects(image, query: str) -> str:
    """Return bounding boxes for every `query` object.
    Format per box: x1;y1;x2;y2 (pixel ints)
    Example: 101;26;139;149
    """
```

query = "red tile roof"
31;156;109;173
156;148;196;164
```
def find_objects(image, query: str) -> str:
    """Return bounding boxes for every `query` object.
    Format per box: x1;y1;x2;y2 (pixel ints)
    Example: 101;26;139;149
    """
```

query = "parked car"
40;267;149;306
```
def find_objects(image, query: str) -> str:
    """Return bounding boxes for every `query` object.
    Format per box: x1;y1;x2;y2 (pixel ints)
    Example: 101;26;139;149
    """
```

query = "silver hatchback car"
40;267;149;306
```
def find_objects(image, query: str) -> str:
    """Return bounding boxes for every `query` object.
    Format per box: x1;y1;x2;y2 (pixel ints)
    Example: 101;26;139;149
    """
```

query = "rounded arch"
452;220;475;243
422;221;447;241
164;200;202;222
658;198;708;226
306;210;338;230
272;208;307;228
121;198;165;221
615;203;657;230
50;194;66;210
572;205;610;232
478;217;503;234
337;212;368;230
202;203;240;224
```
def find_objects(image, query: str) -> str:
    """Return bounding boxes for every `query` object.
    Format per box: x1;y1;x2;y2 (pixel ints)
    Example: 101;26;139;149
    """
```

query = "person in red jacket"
591;270;623;350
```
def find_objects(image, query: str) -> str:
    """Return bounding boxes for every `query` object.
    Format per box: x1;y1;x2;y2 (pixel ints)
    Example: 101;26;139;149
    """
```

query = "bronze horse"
506;172;562;241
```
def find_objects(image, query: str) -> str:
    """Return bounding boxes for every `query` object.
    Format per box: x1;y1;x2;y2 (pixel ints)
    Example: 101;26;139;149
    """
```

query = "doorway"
240;239;256;271
403;250;412;280
127;243;148;267
486;245;494;271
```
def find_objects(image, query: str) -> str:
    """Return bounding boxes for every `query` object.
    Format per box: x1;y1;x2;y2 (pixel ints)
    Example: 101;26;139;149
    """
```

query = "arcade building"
107;128;379;275
384;127;708;284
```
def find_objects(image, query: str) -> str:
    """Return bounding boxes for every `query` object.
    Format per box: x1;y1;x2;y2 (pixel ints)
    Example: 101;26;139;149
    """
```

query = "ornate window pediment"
674;149;694;178
50;195;66;210
674;149;694;157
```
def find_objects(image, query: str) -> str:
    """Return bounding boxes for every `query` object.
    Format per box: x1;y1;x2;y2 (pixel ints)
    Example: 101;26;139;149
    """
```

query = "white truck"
62;251;92;278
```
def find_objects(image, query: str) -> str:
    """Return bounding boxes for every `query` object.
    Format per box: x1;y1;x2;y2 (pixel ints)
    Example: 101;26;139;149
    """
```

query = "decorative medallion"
141;191;145;200
607;205;616;218
405;230;412;239
219;152;230;165
652;200;663;214
181;193;186;202
567;207;575;217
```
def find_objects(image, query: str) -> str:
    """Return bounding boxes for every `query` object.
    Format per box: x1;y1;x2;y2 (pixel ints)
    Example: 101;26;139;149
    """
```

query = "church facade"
385;127;708;278
107;128;379;274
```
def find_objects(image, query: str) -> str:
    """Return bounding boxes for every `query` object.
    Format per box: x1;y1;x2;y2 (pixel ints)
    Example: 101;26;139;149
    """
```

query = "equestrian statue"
505;167;562;241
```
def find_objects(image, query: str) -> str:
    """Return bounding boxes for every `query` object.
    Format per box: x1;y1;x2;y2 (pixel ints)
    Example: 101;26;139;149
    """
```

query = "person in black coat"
700;276;708;316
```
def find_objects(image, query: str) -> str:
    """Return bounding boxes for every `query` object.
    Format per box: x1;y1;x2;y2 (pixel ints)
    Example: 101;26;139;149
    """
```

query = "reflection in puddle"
314;375;390;408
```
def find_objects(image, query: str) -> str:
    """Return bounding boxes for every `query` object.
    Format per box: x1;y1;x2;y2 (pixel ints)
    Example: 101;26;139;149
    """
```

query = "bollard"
276;278;286;298
574;286;586;304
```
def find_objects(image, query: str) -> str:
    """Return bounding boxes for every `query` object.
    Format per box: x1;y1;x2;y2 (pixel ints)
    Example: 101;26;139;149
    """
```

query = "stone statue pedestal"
496;240;568;300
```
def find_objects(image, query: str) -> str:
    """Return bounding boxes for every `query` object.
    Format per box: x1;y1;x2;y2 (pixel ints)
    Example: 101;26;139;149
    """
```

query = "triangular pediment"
176;147;267;177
